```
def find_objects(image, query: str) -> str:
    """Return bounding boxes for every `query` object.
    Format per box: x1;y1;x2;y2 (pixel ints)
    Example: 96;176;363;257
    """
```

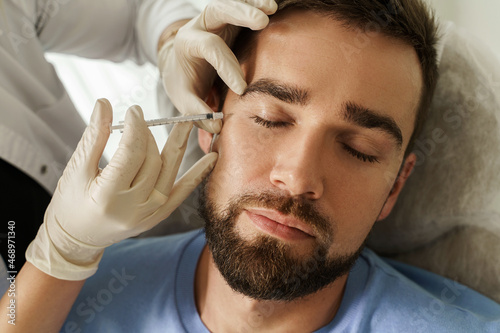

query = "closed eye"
251;116;291;129
251;115;378;163
342;144;379;163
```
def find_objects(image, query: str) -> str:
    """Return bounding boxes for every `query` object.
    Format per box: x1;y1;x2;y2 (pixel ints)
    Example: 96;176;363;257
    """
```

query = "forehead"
240;9;423;145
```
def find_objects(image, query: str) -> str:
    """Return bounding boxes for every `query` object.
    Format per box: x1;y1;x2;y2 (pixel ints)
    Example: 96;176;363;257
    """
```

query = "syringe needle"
111;113;223;132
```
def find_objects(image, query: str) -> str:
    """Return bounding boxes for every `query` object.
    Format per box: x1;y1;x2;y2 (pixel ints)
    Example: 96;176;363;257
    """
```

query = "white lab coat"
0;0;198;194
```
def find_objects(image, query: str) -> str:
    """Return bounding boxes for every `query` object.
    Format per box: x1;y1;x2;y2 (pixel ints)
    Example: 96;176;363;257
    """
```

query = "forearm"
35;0;198;63
0;262;85;332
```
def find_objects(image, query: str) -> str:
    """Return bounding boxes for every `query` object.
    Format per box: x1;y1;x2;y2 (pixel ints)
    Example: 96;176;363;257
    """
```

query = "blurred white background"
426;0;500;58
46;0;500;161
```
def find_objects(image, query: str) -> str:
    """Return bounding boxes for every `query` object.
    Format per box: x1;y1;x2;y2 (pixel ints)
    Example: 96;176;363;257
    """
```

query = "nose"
269;134;324;200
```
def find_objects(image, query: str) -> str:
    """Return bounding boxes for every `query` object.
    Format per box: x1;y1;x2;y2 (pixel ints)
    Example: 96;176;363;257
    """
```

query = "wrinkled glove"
158;0;277;133
26;99;217;280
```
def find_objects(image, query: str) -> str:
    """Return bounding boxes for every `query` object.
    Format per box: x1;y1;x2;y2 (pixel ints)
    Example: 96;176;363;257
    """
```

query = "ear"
377;153;416;221
198;87;220;153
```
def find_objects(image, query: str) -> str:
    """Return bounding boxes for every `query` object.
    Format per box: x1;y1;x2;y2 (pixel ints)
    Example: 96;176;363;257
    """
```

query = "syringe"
111;113;223;132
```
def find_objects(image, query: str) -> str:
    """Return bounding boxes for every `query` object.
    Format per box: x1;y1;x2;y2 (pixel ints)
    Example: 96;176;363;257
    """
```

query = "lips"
244;208;315;241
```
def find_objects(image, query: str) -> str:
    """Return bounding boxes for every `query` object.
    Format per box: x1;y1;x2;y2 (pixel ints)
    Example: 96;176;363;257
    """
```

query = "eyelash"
342;144;379;163
251;115;379;164
251;116;290;128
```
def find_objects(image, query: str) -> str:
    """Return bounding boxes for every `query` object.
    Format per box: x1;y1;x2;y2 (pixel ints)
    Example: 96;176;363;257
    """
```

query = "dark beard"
198;178;365;302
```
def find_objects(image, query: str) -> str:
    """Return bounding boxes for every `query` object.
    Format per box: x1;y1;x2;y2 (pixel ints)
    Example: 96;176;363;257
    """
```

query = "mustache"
224;191;334;244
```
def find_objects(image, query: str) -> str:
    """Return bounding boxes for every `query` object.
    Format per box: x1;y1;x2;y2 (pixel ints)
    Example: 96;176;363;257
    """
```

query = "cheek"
323;167;394;253
209;120;273;199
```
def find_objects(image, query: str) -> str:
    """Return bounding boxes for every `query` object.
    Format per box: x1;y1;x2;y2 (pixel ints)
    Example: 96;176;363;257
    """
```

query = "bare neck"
195;246;348;333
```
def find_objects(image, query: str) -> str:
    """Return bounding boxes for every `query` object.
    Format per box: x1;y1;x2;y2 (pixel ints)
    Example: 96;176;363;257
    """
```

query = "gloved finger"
179;93;222;133
60;99;112;188
235;0;278;14
184;31;246;95
99;105;149;191
203;0;277;31
195;118;222;134
130;129;162;202
154;152;218;220
155;122;194;195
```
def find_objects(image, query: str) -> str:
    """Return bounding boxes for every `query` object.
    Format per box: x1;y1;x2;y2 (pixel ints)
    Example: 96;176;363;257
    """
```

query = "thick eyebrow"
343;101;403;149
240;79;403;148
241;79;309;105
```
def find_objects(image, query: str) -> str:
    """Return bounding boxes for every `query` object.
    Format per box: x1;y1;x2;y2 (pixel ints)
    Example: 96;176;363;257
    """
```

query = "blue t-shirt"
62;229;500;332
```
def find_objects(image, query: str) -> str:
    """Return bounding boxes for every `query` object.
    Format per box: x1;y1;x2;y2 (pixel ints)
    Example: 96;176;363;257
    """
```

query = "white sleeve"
136;0;200;64
17;0;199;64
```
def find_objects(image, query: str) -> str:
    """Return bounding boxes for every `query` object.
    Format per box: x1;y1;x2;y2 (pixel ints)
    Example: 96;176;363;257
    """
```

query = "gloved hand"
26;99;217;280
158;0;277;133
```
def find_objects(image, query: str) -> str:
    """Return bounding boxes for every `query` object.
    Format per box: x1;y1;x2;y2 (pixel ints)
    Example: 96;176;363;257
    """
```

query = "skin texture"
196;9;421;332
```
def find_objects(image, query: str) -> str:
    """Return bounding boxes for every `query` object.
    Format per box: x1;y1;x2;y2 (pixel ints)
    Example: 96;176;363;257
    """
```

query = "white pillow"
367;22;500;302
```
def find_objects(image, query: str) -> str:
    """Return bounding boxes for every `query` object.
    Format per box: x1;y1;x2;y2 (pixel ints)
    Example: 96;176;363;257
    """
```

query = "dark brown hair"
217;0;439;156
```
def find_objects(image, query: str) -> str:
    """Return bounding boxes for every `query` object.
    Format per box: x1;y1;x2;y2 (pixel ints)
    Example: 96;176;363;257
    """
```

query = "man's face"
198;9;422;300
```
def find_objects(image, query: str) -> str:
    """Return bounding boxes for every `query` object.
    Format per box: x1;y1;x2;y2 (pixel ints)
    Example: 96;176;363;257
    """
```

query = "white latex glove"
158;0;278;133
26;99;217;280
